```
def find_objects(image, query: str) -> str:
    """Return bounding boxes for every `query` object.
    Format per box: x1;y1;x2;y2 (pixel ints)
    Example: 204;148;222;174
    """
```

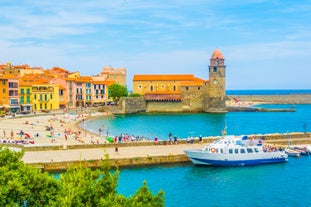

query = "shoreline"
1;100;311;171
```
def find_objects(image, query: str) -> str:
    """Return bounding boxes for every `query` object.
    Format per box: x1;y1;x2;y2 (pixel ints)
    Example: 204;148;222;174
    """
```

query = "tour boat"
184;135;288;166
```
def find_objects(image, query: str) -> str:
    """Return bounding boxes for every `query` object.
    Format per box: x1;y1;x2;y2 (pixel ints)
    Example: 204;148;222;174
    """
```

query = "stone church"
132;49;227;113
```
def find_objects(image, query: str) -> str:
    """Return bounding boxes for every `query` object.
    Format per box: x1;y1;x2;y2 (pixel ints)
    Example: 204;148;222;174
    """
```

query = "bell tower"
203;49;227;113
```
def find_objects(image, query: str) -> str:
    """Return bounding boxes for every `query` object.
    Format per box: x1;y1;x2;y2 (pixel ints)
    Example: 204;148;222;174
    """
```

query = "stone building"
132;49;227;113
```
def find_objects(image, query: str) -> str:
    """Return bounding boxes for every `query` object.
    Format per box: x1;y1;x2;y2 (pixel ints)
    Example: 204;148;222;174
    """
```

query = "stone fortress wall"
114;94;311;114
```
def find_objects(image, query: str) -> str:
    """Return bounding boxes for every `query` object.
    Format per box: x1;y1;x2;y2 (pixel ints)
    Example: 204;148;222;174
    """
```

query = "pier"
16;132;311;171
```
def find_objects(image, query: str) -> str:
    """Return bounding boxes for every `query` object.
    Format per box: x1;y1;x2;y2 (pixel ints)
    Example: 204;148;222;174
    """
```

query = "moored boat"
285;148;301;157
184;135;288;166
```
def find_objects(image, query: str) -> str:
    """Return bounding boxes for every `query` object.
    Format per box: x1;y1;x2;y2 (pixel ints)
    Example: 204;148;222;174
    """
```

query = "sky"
1;0;311;90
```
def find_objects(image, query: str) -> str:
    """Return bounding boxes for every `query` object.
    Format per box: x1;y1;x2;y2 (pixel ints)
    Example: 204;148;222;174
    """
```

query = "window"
240;149;246;153
247;148;254;153
173;85;176;91
150;85;153;91
235;149;239;154
34;94;37;100
198;87;200;90
229;149;233;154
254;148;259;153
186;87;189;90
213;66;217;72
50;94;53;99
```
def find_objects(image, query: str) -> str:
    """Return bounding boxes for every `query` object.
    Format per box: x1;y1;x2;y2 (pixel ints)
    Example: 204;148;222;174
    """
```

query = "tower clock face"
213;79;218;84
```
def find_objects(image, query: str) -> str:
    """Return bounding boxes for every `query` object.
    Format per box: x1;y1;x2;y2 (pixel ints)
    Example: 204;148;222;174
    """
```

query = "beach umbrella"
24;133;31;138
106;137;113;143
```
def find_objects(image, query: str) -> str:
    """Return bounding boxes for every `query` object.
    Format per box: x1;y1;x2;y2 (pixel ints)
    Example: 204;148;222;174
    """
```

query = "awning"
145;94;182;101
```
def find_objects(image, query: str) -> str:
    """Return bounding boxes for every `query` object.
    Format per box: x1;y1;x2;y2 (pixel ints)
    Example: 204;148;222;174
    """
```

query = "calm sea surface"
80;90;311;207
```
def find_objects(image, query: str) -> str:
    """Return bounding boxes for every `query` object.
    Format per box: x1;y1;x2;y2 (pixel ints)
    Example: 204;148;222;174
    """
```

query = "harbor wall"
17;132;311;171
228;94;311;104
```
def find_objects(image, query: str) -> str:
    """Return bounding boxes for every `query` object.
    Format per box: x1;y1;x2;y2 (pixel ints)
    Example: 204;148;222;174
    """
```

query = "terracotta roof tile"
133;74;194;81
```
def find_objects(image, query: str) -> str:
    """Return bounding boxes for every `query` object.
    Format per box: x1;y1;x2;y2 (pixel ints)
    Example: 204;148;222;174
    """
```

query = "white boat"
184;135;288;166
284;148;301;157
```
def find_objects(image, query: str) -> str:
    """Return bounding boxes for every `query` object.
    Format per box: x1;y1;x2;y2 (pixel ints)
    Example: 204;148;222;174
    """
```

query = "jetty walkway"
18;132;311;171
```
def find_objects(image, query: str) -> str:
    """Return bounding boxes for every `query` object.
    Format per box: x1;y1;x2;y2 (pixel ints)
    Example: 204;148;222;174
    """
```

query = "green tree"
0;147;59;206
0;147;165;207
108;83;128;105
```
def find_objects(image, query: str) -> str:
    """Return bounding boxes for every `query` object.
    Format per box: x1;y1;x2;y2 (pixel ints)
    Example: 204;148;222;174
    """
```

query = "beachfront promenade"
22;143;203;171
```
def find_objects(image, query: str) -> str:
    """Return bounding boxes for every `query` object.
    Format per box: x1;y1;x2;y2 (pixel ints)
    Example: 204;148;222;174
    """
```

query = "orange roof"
76;76;93;83
0;74;19;79
211;49;224;59
133;74;194;81
145;94;182;101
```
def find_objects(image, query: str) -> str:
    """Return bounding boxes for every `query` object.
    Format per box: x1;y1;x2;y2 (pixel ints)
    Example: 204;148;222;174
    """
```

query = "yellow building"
32;84;60;111
132;49;227;113
133;74;204;101
19;83;33;113
20;74;60;111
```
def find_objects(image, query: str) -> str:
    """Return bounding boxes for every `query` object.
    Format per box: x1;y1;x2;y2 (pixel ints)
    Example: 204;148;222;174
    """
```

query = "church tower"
203;49;227;113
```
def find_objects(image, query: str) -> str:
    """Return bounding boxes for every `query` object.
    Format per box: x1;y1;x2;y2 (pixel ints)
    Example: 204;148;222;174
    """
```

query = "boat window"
247;148;254;153
254;148;259;153
235;149;239;154
240;149;246;153
220;148;223;153
224;141;227;144
229;149;233;154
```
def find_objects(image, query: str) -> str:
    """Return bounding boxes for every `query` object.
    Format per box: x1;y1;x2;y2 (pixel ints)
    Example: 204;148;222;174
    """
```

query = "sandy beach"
0;111;105;146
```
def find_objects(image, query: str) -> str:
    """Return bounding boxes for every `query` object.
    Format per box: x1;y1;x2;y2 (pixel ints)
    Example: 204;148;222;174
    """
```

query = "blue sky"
1;0;311;90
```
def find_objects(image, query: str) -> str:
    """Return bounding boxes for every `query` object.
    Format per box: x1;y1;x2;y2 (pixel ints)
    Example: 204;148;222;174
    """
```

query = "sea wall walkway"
228;94;311;104
17;132;311;171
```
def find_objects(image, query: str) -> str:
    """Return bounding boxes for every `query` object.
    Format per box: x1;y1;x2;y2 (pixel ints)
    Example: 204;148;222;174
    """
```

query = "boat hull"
184;149;288;166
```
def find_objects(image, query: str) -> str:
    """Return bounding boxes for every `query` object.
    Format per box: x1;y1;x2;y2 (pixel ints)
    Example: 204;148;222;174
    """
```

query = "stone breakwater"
16;132;311;171
228;94;311;104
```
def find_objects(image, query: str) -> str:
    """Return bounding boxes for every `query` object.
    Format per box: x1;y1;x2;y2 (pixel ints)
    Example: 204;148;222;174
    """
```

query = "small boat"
284;148;301;157
306;146;311;154
184;135;288;166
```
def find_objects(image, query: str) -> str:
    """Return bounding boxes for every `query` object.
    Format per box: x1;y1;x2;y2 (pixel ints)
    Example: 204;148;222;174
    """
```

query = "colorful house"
0;74;20;113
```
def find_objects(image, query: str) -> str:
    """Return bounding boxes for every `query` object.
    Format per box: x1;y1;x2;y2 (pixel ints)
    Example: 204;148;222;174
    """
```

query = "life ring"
210;148;216;153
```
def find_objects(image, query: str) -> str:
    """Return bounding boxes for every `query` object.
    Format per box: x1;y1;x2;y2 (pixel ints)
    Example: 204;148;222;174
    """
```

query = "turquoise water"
82;103;311;206
118;157;311;207
83;104;311;139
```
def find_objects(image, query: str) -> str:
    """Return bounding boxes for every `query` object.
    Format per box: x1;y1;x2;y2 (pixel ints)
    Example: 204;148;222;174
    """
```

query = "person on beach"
199;135;202;142
169;132;172;144
3;130;6;138
174;135;178;144
10;130;14;139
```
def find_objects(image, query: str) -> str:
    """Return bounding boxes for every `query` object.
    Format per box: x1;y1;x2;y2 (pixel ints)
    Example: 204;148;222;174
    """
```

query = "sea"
82;90;311;207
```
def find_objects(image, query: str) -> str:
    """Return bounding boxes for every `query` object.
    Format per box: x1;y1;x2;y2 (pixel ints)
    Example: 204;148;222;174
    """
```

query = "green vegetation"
0;147;164;207
108;84;128;105
129;93;141;97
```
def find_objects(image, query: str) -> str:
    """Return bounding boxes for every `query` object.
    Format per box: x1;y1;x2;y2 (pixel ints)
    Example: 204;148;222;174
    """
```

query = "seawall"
18;132;311;172
228;94;311;104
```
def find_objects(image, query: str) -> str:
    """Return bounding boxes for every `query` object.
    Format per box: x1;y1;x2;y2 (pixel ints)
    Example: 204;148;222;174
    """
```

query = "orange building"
0;74;20;113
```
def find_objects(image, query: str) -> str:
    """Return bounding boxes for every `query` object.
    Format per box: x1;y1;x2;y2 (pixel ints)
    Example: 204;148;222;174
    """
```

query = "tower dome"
211;49;224;59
